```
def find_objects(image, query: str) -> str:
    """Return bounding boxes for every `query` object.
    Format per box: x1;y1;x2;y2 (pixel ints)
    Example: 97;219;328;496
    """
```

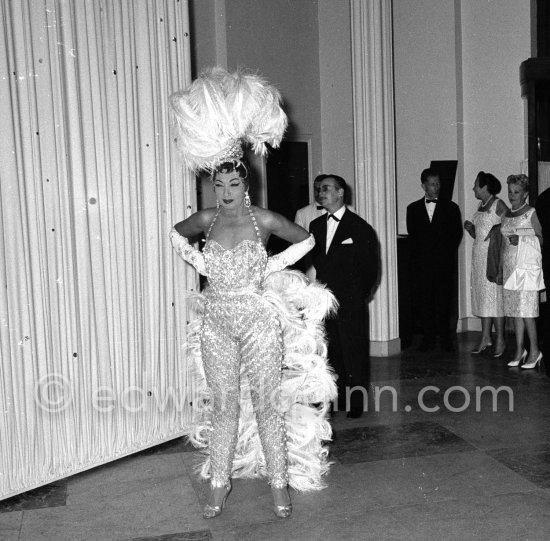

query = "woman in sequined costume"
171;159;336;519
464;172;508;357
501;174;544;368
169;67;336;519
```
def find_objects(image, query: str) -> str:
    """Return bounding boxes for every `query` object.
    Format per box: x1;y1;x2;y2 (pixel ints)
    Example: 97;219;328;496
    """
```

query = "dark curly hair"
212;160;250;189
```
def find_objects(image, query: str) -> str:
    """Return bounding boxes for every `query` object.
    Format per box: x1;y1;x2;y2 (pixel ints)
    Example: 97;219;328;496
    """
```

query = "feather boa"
185;270;338;491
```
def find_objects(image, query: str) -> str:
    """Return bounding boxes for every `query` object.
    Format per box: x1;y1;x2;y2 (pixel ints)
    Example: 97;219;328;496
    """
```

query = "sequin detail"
470;200;504;317
501;208;539;317
201;208;288;488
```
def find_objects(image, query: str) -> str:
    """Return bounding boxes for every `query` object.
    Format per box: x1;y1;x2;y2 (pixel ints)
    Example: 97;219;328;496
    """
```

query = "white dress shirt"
294;202;326;230
326;205;346;253
425;198;437;222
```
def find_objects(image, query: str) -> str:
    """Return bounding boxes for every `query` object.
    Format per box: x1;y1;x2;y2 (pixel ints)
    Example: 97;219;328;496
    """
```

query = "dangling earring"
244;192;251;208
216;199;220;209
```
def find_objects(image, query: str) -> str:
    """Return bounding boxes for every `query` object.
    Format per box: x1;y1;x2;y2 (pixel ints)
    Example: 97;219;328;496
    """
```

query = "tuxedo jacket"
406;197;463;272
310;209;378;303
535;187;550;274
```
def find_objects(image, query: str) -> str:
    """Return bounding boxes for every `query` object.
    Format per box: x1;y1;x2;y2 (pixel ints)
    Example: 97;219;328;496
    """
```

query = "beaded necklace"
510;201;528;214
479;195;494;210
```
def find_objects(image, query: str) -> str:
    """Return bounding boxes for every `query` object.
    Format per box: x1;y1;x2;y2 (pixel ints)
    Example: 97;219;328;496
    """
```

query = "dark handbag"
486;224;503;285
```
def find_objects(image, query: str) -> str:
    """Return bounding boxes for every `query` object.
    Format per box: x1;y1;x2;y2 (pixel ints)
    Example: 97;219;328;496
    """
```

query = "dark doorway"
265;141;311;254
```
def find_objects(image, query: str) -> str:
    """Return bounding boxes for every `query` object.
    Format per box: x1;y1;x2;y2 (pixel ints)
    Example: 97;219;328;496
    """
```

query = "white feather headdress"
169;66;288;173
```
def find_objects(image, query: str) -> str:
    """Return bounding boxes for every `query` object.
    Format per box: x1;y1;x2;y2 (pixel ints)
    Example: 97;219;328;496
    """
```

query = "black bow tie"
316;205;324;210
425;199;438;204
327;214;340;222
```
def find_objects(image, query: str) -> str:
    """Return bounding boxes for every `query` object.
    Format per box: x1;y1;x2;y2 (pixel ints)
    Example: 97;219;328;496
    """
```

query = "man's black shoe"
441;338;455;352
347;408;363;419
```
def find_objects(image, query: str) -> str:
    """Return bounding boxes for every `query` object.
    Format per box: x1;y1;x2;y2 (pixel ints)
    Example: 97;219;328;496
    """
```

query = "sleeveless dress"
501;208;540;317
170;208;338;491
470;199;504;317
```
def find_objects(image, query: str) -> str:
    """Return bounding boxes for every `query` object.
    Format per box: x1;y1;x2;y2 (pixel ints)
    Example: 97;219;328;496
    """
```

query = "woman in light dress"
464;172;508;357
500;174;544;368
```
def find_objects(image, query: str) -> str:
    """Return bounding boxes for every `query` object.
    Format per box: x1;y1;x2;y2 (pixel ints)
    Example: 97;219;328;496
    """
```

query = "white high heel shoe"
521;352;543;369
507;349;527;367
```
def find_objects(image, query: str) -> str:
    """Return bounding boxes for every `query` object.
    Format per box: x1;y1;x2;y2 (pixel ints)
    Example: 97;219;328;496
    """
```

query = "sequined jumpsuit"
201;208;288;488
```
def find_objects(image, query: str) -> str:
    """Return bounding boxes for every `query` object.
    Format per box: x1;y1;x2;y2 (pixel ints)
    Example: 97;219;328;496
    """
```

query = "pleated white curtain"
0;0;197;499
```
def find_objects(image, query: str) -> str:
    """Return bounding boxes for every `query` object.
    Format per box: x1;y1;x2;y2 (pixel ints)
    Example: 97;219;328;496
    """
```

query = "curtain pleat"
0;0;195;499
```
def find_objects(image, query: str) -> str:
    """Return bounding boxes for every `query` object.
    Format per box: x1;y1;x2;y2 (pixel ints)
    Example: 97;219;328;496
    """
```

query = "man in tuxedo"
310;175;378;418
406;168;463;351
535;186;550;376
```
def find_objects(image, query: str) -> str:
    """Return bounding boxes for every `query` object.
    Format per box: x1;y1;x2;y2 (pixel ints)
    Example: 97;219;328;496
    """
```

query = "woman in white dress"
464;172;508;357
500;174;544;368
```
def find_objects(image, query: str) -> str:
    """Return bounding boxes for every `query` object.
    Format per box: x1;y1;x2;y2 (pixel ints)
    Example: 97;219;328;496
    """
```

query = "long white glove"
265;234;315;276
169;228;207;276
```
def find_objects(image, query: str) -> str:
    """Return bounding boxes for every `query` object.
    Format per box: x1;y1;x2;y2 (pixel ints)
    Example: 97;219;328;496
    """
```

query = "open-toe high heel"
203;482;232;519
272;486;292;519
507;349;527;367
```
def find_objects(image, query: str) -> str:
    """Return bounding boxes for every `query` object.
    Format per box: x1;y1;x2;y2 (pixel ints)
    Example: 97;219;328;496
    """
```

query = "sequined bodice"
501;208;535;275
204;239;267;292
501;207;534;238
204;209;267;293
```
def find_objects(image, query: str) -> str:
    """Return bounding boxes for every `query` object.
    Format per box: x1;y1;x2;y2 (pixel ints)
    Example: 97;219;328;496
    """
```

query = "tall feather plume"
169;66;288;173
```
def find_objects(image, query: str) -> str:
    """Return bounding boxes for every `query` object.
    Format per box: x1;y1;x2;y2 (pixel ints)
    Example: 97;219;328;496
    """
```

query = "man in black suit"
310;175;378;418
406;168;463;352
535;186;550;376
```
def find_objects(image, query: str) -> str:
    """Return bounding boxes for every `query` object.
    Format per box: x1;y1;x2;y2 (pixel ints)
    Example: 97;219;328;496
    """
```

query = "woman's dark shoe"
272;486;292;519
203;482;232;519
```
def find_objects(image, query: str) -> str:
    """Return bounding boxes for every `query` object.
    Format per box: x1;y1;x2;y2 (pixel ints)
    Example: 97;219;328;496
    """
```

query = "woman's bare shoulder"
252;206;283;225
174;207;217;235
250;205;268;216
199;207;219;220
251;206;308;241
